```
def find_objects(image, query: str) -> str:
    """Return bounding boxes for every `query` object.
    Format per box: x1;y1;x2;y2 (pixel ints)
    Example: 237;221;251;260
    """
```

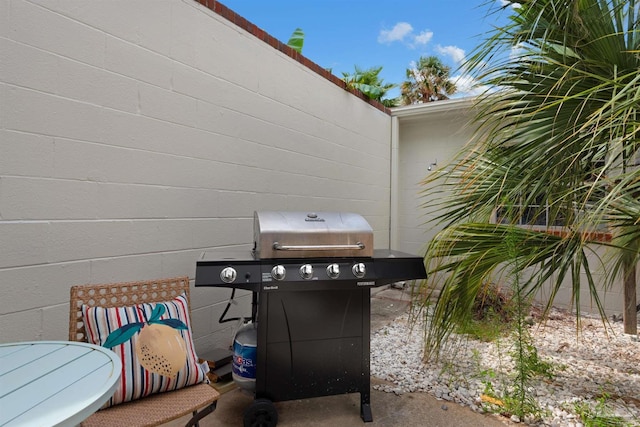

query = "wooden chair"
69;276;220;427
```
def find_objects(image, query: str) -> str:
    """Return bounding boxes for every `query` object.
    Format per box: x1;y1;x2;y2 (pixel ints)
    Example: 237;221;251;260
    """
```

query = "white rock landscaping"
371;308;640;426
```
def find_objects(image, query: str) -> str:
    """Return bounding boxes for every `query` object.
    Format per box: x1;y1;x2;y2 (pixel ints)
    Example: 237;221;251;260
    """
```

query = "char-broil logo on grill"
305;213;325;222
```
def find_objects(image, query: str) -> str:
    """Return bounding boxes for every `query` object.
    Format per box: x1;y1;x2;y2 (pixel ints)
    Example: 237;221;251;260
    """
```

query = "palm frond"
419;0;640;358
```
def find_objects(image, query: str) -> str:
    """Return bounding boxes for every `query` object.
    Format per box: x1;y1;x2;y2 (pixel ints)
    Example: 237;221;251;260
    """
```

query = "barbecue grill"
195;211;427;426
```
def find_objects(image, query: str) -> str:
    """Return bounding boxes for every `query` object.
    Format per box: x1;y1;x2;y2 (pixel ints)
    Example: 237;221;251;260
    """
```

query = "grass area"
454;283;516;342
572;393;632;427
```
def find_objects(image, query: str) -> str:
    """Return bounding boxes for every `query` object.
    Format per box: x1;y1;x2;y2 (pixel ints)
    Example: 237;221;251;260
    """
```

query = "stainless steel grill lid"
253;211;374;259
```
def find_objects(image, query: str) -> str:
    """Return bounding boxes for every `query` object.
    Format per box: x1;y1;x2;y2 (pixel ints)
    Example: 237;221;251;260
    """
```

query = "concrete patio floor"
166;286;511;427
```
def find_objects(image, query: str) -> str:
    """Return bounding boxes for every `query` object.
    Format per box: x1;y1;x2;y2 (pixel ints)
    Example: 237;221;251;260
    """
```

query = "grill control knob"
299;264;314;280
271;265;286;281
352;263;366;279
220;267;237;283
326;263;340;279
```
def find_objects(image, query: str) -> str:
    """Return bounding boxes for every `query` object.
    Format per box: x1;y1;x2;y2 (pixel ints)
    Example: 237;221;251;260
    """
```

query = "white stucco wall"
393;99;477;256
0;0;391;351
393;100;633;318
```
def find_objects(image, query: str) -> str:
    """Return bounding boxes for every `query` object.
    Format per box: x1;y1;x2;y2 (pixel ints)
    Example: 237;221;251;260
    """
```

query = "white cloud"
378;22;414;44
452;74;481;97
499;0;522;8
436;45;466;65
509;42;526;60
451;73;499;98
414;30;434;46
378;23;433;48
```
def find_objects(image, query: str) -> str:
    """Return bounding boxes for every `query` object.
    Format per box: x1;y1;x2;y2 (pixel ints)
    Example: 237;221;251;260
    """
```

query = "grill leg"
361;396;373;422
361;288;373;422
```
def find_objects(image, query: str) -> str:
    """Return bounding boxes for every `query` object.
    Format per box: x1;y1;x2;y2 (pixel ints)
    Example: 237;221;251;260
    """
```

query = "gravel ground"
370;308;640;426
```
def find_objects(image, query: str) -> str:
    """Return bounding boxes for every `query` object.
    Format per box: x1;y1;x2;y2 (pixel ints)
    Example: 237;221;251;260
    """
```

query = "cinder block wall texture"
396;104;476;257
0;0;392;351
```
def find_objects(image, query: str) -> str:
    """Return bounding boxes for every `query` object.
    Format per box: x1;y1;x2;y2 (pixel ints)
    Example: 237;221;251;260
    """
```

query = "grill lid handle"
272;242;365;251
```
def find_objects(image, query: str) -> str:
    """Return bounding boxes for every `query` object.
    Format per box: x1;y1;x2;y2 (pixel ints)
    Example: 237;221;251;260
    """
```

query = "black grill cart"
195;212;427;426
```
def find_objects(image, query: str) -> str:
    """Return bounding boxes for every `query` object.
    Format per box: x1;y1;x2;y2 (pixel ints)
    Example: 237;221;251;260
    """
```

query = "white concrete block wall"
533;245;629;317
395;103;476;257
0;0;391;351
394;102;632;318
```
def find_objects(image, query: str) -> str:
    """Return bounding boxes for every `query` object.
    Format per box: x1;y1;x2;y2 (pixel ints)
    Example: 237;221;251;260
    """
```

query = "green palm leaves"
286;28;304;53
342;65;398;107
420;0;640;357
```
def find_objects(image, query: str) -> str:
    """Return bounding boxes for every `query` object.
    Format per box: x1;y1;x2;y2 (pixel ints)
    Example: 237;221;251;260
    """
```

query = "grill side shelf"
372;250;427;286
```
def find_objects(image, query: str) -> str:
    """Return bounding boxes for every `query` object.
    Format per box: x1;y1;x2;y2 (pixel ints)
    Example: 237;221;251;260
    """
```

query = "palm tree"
418;0;640;359
400;55;457;105
342;65;399;107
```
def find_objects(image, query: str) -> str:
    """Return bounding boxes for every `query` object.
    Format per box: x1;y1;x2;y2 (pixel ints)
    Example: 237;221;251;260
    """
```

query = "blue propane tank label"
232;340;257;380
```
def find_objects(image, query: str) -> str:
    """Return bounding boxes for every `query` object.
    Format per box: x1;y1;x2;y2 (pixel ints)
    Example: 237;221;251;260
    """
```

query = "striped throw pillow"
82;293;207;407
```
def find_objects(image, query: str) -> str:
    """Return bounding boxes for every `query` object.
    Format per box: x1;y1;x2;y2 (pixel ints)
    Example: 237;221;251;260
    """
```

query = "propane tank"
232;322;257;392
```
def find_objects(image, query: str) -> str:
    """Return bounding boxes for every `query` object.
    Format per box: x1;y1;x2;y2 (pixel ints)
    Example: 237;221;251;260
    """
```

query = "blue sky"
223;1;518;99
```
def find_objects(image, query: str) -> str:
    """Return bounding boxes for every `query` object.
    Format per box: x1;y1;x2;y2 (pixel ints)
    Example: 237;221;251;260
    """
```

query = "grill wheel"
243;398;278;427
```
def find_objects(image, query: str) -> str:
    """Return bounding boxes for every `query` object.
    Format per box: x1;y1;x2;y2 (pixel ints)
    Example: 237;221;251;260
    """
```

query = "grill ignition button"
220;267;237;283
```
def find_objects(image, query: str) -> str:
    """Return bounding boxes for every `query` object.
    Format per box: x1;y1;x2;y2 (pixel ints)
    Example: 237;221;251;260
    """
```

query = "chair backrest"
69;276;191;343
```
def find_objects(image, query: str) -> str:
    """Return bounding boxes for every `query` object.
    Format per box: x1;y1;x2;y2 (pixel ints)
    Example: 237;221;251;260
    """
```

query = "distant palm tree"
342;65;398;107
418;0;640;359
400;56;456;105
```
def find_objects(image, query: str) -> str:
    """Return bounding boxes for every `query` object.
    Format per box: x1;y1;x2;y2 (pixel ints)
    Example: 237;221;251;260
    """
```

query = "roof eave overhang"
391;96;476;119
